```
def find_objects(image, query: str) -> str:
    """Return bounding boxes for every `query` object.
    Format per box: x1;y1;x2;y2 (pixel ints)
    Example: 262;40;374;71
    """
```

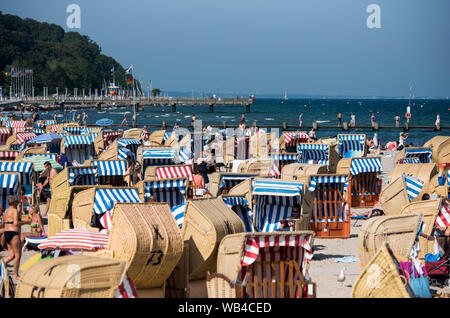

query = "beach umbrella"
23;155;63;172
96;118;114;127
38;228;109;251
27;133;62;144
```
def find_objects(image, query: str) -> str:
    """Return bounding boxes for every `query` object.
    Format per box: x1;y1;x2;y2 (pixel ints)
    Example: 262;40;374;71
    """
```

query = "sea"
19;98;450;146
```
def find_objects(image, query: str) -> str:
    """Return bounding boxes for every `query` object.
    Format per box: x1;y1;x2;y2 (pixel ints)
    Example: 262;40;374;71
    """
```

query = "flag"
127;75;133;85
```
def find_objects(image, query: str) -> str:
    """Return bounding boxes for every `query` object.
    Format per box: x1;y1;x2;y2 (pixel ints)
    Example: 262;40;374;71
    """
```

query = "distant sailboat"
284;90;288;101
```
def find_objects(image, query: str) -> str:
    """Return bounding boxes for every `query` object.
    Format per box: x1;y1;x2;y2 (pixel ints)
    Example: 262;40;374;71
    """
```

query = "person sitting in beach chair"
278;204;301;231
20;204;46;245
38;161;58;217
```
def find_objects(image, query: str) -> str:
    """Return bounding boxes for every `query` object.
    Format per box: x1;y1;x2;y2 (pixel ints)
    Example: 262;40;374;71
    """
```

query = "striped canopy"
405;148;432;163
399;157;421;164
0;162;33;185
103;131;123;149
63;126;84;135
0;173;19;210
338;134;365;156
0;128;10;144
81;127;99;135
297;144;330;165
223;196;254;232
38;229;108;251
308;175;348;192
349;158;383;175
282;132;309;147
68;167;98;186
90;160;126;176
64;135;94;148
239;232;314;298
90;133;100;143
93;188;141;215
0;151;18;161
117;139;141;147
252;179;303;197
6;121;26;128
155;165;192;181
23;153;57;162
270;154;300;163
143;148;177;166
403;174;424;200
171;203;186;228
241;233;313;267
436;200;450;228
144;178;187;206
16;132;37;144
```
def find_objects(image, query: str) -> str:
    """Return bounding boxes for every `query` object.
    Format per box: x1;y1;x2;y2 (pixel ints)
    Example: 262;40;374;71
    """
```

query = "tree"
151;88;161;97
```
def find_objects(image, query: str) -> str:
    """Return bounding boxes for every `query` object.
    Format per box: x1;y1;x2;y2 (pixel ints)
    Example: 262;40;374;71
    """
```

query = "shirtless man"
2;196;23;280
39;162;58;216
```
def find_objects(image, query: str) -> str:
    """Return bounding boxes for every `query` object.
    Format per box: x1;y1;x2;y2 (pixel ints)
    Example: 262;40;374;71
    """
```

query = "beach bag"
409;263;432;298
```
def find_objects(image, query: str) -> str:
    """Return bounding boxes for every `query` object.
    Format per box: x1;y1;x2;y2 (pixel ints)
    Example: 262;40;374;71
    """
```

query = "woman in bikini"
20;204;45;244
3;196;22;280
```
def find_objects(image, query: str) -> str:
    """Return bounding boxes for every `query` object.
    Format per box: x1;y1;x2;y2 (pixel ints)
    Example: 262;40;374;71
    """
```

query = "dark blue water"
35;98;449;146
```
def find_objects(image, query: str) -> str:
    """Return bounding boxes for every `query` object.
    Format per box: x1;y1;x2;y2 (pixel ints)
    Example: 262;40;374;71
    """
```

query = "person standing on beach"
371;113;375;127
299;113;303;127
241;113;246;124
394;115;400;127
122;113;128;126
82;111;88;126
337;113;342;127
2;196;22;280
53;113;57;123
350;113;356;127
76;113;81;123
435;113;440;127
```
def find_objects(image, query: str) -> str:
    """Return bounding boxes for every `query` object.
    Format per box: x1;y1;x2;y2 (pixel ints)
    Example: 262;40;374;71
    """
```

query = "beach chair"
358;213;423;270
142;147;179;174
86;159;127;186
337;134;366;158
336;157;383;208
209;172;257;197
71;186;141;230
0;256;15;298
307;174;350;238
0;172;22;212
279;131;309;152
297;142;339;173
269;153;300;178
281;163;328;181
6;132;37;150
61;135;95;165
400;199;449;260
181;198;245;281
93;130;123;155
352;243;416;298
136;178;188;227
207;231;316;298
0;127;11;146
0;150;18;161
91;202;184;294
394;147;433;165
234;159;275;177
15;255;126;298
251;178;305;232
0;161;34;205
423;136;450;164
222;195;255;232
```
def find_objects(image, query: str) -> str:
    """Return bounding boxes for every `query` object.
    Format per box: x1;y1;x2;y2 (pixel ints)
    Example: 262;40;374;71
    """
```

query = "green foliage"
0;11;127;95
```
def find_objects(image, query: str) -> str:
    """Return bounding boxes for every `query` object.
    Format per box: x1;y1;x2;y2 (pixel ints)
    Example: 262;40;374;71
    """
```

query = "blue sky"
1;0;449;97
